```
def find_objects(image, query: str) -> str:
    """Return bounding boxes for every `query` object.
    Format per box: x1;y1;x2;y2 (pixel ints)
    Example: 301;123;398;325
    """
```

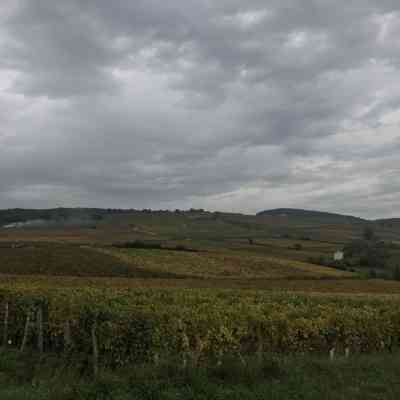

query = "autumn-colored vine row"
0;285;399;375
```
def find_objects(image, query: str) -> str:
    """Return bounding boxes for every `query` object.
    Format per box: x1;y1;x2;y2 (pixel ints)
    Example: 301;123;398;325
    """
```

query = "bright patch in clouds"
222;9;271;30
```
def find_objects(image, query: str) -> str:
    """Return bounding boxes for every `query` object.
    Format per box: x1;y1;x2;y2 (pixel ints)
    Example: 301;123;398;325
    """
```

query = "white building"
333;250;344;261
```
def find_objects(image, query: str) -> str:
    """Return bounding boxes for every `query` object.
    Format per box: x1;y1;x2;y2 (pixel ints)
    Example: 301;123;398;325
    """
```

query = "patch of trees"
342;226;389;270
112;240;199;253
363;225;375;241
343;240;388;269
319;226;400;279
307;256;353;272
289;243;303;251
393;266;400;281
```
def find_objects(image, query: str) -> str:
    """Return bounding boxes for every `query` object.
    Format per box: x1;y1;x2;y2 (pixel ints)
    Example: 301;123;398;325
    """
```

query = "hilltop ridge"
256;208;366;223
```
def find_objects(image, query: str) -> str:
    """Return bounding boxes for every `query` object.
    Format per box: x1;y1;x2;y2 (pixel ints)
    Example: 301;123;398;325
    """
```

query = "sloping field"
98;247;354;279
0;243;180;278
0;241;353;280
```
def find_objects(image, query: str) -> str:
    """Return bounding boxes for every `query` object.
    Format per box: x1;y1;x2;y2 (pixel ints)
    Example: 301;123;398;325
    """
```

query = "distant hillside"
375;219;400;228
0;208;124;227
257;208;365;223
1;206;399;247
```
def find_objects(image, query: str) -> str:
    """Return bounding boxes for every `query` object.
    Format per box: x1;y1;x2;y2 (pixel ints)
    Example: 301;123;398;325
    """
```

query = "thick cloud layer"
0;0;399;217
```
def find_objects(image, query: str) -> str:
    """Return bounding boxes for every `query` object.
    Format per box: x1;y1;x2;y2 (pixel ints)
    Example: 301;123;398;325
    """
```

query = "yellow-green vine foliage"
0;285;399;365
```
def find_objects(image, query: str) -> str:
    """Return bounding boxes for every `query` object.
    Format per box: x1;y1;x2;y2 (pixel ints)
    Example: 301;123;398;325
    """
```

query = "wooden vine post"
20;312;32;352
2;302;9;348
256;325;264;362
193;334;203;366
91;321;99;377
329;347;335;361
64;320;72;351
37;306;44;353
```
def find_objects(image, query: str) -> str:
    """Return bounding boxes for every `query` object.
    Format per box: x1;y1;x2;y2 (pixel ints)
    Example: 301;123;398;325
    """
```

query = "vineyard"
1;284;399;375
0;242;354;279
1;273;400;292
0;243;182;278
92;246;355;279
1;210;400;390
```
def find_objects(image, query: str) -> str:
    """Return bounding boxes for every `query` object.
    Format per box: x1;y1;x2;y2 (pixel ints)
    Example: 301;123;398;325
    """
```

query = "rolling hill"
256;208;365;224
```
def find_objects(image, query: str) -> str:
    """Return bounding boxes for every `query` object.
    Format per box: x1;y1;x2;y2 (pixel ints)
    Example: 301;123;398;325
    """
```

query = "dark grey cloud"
0;0;399;217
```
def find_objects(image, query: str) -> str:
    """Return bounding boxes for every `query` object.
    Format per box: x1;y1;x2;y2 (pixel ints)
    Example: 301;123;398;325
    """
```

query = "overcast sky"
0;1;399;218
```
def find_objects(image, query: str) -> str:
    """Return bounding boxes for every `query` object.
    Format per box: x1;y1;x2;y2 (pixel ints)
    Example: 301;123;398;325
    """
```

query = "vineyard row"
0;285;399;374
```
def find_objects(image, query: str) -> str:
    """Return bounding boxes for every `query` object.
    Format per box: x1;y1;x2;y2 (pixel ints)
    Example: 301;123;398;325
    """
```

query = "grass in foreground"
0;350;399;399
